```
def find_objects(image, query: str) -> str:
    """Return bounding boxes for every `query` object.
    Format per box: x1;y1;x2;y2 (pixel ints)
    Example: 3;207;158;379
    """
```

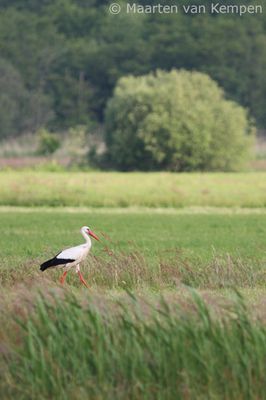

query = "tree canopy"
0;0;265;138
105;70;253;171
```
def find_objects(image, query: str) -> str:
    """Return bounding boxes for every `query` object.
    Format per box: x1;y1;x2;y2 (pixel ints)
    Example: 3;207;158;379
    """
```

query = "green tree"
0;58;52;138
147;3;266;128
105;70;254;171
0;0;265;132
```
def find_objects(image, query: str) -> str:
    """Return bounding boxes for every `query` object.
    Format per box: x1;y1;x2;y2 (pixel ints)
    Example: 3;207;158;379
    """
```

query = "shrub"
37;128;60;155
105;70;254;171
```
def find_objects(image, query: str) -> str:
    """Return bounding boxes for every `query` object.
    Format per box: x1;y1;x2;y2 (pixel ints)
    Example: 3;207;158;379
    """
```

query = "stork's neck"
81;230;91;246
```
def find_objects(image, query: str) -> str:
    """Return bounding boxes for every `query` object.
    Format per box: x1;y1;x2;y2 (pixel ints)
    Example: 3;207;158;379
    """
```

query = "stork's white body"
56;241;91;271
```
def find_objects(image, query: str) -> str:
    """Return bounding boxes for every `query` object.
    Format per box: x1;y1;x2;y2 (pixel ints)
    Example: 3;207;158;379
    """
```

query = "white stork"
40;226;99;287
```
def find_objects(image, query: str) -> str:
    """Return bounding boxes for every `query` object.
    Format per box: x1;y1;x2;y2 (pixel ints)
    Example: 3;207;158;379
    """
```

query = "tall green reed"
2;291;266;399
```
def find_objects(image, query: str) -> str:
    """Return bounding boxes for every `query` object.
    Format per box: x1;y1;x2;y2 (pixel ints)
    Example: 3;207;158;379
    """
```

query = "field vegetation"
2;290;266;400
0;0;265;396
0;200;266;398
0;209;266;287
1;171;266;207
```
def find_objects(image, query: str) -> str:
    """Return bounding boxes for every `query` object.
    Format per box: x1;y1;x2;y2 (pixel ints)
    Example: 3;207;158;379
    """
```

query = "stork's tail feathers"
40;258;55;271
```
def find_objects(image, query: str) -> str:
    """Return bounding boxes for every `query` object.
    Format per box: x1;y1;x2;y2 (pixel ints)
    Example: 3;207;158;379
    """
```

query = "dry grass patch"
0;251;264;291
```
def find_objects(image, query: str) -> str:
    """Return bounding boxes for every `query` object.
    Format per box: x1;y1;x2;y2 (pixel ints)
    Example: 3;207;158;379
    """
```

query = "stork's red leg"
78;271;89;288
60;271;68;285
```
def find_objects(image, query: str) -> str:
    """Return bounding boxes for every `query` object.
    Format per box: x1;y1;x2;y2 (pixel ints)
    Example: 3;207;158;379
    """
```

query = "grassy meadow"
0;171;266;207
0;210;266;288
1;171;266;399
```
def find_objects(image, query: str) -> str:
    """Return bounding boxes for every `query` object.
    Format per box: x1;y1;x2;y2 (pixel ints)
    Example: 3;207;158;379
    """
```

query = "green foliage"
147;3;266;128
0;59;27;138
37;129;60;155
2;292;266;399
0;0;265;134
0;58;52;138
105;70;254;171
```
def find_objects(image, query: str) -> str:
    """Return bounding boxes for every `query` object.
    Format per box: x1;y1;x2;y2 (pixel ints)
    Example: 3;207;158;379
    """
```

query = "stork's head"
81;226;100;241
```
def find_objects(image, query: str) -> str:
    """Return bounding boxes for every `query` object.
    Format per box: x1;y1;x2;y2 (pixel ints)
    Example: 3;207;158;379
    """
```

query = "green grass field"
1;172;266;399
0;210;265;290
1;171;266;207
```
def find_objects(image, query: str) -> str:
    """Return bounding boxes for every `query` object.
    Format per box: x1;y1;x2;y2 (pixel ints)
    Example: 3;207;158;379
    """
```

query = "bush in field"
105;70;254;171
37;129;60;155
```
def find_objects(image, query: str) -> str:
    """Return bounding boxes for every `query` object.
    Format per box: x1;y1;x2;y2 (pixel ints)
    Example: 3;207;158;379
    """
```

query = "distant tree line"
0;0;265;140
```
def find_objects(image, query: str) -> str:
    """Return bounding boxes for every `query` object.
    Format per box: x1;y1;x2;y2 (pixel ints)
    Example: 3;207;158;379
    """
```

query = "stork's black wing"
40;255;75;271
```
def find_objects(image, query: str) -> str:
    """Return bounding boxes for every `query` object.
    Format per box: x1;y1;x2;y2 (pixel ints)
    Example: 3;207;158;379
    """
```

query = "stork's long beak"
88;230;100;241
